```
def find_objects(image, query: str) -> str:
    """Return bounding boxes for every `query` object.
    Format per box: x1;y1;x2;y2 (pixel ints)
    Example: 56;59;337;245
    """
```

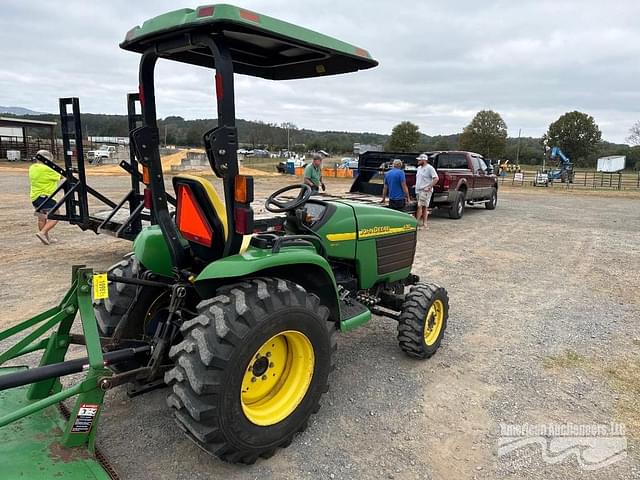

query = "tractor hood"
336;201;417;240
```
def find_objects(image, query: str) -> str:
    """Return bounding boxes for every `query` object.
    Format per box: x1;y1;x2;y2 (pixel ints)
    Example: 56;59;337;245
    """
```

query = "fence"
0;136;57;161
498;170;640;191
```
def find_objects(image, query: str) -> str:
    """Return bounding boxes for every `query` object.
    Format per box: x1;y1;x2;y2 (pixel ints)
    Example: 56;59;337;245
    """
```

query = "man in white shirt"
415;153;439;228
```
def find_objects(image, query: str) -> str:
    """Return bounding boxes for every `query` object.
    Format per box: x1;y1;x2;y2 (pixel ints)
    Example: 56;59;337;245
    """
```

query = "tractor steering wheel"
265;184;312;213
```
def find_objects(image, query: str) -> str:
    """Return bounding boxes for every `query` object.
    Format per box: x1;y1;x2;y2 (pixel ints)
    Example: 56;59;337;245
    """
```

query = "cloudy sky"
1;0;639;142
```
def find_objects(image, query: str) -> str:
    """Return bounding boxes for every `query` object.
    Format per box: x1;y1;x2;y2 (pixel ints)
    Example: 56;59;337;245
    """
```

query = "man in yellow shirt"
29;150;60;245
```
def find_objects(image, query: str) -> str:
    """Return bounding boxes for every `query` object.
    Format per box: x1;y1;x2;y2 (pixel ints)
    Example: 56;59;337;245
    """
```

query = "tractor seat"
172;174;228;262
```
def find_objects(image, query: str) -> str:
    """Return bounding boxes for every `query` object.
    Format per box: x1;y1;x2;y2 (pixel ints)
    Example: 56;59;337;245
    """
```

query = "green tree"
629;146;640;170
459;110;508;158
386;121;421;152
544;111;602;166
627;121;640;146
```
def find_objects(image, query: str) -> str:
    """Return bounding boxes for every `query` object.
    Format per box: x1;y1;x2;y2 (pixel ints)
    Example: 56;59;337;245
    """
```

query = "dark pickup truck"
349;150;498;219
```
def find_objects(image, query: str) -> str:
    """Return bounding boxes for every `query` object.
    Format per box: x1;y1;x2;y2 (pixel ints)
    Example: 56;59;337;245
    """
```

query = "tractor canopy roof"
120;4;378;80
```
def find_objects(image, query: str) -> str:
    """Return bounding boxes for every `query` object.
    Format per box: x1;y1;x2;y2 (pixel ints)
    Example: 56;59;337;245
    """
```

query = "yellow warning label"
92;273;109;300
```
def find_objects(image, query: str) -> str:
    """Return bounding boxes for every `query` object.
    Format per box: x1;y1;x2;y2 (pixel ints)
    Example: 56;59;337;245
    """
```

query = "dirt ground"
0;166;638;480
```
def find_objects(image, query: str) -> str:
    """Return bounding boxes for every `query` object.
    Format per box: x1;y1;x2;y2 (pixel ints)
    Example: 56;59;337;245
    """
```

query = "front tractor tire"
397;283;449;359
165;278;336;464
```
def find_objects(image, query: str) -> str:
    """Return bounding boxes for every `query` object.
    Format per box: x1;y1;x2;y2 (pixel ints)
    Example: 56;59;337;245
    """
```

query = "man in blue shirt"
380;159;409;210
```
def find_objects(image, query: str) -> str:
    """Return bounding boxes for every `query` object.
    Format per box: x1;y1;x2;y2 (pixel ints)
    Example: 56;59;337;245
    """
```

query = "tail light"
176;184;213;247
197;5;215;17
143;188;152;209
234;207;254;235
442;176;450;189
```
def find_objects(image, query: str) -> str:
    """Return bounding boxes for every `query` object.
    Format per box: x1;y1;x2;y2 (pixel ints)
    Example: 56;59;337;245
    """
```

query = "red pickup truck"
348;150;498;219
429;151;498;219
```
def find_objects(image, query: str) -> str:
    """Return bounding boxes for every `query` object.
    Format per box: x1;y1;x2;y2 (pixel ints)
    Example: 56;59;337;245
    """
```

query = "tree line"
386;112;640;169
7;110;640;169
8;112;387;155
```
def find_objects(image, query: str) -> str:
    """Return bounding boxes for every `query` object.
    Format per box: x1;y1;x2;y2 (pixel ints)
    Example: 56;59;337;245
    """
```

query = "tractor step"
0;367;113;479
339;298;371;331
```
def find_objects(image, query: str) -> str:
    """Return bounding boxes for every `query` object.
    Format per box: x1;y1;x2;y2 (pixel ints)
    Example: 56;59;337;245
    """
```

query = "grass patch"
543;350;588;369
543;349;640;437
604;359;640;437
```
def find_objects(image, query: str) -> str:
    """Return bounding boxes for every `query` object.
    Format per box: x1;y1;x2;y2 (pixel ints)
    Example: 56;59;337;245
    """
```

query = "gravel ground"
0;167;638;479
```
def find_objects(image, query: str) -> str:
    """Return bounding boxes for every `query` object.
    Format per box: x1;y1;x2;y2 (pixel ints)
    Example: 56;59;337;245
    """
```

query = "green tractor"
1;4;450;469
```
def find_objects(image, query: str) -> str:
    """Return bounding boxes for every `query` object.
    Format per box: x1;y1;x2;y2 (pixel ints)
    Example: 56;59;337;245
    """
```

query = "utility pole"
515;128;521;164
284;122;291;156
164;125;168;147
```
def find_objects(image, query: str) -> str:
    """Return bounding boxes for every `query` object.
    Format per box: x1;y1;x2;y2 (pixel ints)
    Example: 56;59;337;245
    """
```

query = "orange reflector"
176;184;213;247
240;9;259;22
234;175;254;204
235;176;246;203
142;166;150;184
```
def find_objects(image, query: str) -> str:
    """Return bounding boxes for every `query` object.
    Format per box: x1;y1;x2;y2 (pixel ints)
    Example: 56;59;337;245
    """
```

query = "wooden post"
50;125;55;160
22;126;28;159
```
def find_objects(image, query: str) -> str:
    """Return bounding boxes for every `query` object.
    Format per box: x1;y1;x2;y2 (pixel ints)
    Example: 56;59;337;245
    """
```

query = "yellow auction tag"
92;273;109;300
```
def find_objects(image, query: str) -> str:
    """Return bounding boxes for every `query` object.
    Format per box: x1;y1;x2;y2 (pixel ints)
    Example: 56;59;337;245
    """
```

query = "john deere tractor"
1;5;449;469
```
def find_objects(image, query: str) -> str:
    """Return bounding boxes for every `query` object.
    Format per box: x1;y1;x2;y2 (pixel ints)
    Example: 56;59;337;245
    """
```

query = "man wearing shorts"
29;150;60;245
415;153;439;228
381;159;409;210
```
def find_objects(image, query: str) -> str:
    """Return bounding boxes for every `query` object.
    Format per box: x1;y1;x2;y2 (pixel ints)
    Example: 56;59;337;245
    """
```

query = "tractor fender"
194;247;341;323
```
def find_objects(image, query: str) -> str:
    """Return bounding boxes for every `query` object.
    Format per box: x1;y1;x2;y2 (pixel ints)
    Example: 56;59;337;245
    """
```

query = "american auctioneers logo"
498;422;627;470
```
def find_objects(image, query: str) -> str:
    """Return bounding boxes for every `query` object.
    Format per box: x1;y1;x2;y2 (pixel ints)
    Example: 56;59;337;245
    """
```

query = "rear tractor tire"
93;254;168;340
397;283;449;359
93;254;172;372
165;278;336;464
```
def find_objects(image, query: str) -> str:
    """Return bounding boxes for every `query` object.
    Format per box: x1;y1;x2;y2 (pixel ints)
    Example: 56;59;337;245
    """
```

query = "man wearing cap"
415;153;439;228
303;153;326;195
29;150;60;245
380;159;410;210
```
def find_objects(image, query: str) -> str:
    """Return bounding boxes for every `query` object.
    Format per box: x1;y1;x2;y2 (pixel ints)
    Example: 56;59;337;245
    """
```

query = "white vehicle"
86;145;116;164
534;172;550;187
339;157;358;169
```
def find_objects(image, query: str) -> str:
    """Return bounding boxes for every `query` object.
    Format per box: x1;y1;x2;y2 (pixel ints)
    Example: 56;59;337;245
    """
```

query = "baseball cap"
416;153;429;161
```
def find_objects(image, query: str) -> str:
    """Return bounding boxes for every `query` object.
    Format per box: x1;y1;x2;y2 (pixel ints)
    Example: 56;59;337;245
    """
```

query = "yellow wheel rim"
423;299;444;346
241;330;315;426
